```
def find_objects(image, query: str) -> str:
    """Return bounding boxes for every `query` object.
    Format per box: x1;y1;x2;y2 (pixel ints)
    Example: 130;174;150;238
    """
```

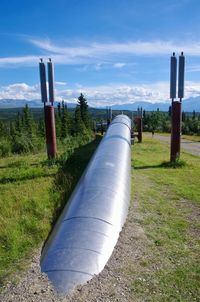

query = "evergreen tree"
192;110;196;120
0;121;5;137
168;106;172;117
78;93;90;128
182;111;186;122
9;122;15;137
74;106;86;135
37;119;45;137
15;112;22;133
57;102;61;118
22;104;35;138
61;100;71;138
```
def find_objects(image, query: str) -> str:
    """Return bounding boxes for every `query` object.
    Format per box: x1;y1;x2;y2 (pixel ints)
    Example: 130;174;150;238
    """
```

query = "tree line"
142;107;200;135
1;100;200;157
0;93;93;157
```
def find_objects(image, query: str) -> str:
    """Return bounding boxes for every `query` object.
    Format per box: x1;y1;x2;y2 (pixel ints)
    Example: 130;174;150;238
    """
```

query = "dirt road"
144;133;200;156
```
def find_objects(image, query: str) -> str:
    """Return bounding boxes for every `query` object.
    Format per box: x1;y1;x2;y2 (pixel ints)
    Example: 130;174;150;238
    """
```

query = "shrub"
11;134;34;154
0;140;11;157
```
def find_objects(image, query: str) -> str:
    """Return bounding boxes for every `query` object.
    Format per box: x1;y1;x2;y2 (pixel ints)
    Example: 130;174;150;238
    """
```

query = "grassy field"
0;137;100;288
0;133;199;300
131;138;200;301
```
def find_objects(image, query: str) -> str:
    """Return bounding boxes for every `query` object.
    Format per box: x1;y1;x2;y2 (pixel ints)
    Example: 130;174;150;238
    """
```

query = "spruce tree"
57;102;61;118
61;100;70;138
9;122;16;137
15;112;22;133
192;110;196;120
22;104;35;138
78;93;90;129
168;106;172;117
182;111;186;122
74;106;86;135
0;121;5;137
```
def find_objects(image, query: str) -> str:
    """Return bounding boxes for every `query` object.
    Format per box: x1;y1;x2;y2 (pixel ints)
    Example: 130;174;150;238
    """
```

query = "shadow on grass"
48;135;102;232
182;141;200;144
0;172;56;184
133;159;187;170
0;160;43;170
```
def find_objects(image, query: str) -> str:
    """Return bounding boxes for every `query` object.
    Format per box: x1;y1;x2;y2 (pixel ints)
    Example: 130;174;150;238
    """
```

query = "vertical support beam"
137;117;143;143
39;59;48;104
170;101;181;161
44;105;57;159
170;53;177;100
107;107;112;128
109;107;112;120
106;107;110;128
48;58;55;106
178;52;185;100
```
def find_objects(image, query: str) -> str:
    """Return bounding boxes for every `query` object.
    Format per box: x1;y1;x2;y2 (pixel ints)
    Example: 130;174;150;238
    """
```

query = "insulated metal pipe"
41;114;131;294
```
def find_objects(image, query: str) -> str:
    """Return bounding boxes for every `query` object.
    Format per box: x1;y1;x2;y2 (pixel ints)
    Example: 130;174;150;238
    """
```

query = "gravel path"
144;133;200;156
0;185;148;302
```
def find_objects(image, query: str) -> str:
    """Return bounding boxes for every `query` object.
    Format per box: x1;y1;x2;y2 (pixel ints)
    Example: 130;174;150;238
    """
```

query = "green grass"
131;138;200;301
0;137;100;288
0;134;199;300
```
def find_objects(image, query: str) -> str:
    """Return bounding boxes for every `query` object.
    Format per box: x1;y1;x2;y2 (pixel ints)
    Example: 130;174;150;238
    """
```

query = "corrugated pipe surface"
41;114;131;294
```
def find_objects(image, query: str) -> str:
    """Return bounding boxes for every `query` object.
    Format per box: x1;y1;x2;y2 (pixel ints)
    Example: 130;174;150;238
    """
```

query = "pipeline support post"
39;58;57;159
170;101;181;161
137;117;142;143
134;116;142;143
169;52;185;162
44;105;57;159
106;107;112;128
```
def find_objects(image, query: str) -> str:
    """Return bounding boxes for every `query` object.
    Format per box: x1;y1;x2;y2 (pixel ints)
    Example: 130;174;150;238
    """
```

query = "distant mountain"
111;101;170;111
182;96;200;112
0;96;200;112
111;96;200;112
0;99;77;109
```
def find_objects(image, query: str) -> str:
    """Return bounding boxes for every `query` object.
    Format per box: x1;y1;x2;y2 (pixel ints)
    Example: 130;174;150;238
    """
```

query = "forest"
0;96;200;158
0;94;93;157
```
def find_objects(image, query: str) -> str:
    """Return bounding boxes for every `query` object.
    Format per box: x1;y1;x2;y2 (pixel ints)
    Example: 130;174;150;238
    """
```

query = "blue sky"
0;0;200;106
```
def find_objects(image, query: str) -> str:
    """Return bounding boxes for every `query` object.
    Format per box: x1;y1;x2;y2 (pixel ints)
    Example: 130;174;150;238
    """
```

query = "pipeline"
41;114;131;294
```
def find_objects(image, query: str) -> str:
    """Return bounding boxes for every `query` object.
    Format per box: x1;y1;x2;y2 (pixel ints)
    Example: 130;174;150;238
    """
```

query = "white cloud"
55;81;67;86
1;81;199;106
1;38;200;68
187;65;200;73
0;83;40;100
0;56;39;66
113;63;126;68
30;39;200;57
185;81;200;96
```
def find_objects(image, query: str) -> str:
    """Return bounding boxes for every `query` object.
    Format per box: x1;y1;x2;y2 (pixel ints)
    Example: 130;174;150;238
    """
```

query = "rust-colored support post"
44;105;57;159
170;101;181;161
137;117;143;143
39;58;57;159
